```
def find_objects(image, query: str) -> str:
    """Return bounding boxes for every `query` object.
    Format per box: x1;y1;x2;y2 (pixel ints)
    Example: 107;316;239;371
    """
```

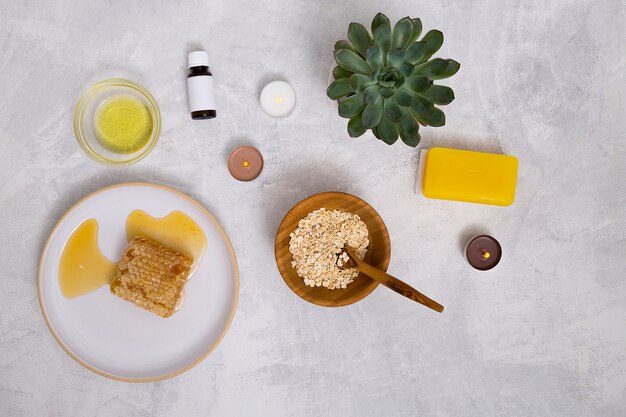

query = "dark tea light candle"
228;146;263;181
465;235;502;271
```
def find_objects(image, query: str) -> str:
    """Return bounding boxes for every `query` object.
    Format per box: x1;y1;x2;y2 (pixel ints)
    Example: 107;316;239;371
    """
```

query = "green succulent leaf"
371;12;391;35
349;73;375;92
399;130;421;147
348;22;373;57
380;87;395;98
363;84;381;104
334;40;358;54
392;17;414;50
365;46;384;69
416;107;446;127
327;78;354;100
384;99;403;122
409;18;423;43
377;114;399;144
373;25;392;65
397;62;413;77
399;127;421;147
348;113;367;137
403;76;430;93
421;85;455;105
333;65;353;80
387;49;405;68
399;107;421;146
429;59;460;80
371;126;382;140
412;58;448;77
371;67;382;82
338;92;366;118
362;100;384;128
393;90;413;106
419;30;444;63
335;49;371;75
405;41;426;64
409;93;434;115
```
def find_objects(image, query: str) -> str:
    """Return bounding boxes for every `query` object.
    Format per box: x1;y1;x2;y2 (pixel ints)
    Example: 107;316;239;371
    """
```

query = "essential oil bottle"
187;51;216;119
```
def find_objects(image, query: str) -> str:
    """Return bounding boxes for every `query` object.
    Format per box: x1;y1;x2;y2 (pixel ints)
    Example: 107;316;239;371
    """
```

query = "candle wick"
243;161;249;167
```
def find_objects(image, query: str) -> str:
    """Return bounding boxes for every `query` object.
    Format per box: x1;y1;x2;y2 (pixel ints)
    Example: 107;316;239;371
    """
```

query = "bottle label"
187;75;216;112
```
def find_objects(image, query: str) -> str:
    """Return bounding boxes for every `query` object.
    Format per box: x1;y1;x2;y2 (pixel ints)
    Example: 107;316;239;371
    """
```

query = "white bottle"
187;51;216;119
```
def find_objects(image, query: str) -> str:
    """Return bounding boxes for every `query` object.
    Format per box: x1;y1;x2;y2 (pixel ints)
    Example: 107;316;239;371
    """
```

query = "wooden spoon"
339;246;444;313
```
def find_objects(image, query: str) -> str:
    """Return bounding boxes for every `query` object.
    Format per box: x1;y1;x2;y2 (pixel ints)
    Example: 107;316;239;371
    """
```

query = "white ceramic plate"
38;183;239;382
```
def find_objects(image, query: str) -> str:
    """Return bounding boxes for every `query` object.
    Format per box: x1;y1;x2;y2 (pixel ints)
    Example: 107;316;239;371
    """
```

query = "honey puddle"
58;211;206;301
125;210;207;276
58;219;117;299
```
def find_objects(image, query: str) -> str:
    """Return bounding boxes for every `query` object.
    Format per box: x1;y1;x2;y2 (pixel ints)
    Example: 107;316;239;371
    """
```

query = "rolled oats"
289;208;369;290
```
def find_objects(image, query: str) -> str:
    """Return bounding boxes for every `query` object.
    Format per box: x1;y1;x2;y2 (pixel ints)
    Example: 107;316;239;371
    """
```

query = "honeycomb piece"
110;235;192;318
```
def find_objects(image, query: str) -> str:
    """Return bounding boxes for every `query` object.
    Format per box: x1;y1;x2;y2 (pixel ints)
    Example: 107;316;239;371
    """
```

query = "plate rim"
37;182;240;383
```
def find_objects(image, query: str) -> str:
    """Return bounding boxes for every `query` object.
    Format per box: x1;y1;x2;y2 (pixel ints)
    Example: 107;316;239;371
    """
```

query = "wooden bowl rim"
274;191;391;307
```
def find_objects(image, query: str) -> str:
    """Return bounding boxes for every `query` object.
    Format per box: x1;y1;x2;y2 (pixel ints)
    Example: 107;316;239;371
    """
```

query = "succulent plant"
327;13;460;147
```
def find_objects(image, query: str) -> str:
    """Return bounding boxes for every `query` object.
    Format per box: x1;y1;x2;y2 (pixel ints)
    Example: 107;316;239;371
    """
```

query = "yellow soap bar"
422;147;518;206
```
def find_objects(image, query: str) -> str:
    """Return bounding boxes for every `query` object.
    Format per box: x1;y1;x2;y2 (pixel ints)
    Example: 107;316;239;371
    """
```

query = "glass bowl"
73;78;161;166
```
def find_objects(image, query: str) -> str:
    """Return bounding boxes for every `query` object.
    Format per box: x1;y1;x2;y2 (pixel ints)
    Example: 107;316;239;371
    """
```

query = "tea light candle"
465;235;502;271
260;81;296;117
228;146;263;181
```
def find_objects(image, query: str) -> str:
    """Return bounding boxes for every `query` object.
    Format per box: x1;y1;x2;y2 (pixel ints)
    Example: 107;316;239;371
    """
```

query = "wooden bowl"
275;192;391;307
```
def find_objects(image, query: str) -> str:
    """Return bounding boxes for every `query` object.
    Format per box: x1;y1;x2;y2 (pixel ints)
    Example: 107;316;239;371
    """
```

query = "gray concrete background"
1;0;624;416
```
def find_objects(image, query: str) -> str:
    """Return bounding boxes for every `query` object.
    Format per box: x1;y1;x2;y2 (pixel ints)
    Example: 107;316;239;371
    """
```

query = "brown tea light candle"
228;146;263;181
465;235;502;271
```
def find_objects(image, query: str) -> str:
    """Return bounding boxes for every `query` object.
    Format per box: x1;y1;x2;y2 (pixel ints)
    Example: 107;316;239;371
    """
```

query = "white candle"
260;81;296;117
